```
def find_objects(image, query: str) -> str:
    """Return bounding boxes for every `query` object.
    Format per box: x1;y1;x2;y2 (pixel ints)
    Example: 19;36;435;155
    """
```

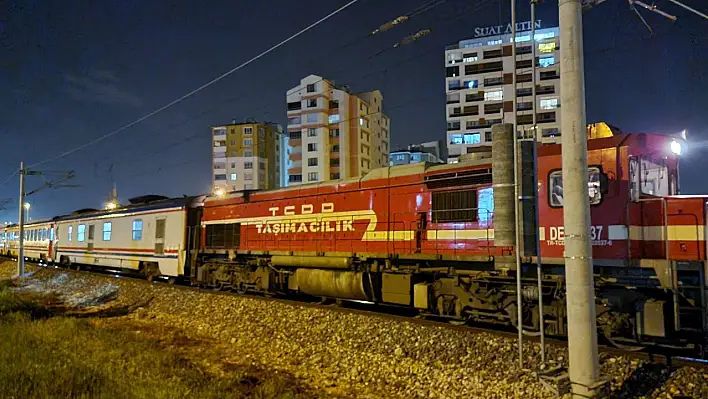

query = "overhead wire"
88;0;471;174
1;0;494;218
27;0;363;169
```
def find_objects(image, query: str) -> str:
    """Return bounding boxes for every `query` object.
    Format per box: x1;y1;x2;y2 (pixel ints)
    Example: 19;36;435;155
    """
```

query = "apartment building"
445;24;561;162
212;121;285;192
286;75;390;185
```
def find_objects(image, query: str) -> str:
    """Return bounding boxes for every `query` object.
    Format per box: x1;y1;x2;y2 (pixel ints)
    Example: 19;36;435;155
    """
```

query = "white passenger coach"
54;195;203;278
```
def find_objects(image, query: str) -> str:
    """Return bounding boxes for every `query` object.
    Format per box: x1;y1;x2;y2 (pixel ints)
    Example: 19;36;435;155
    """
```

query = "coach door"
87;224;95;253
155;219;166;256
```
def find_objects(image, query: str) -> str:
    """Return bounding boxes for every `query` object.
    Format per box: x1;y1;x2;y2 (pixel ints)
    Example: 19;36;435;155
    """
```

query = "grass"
0;281;308;399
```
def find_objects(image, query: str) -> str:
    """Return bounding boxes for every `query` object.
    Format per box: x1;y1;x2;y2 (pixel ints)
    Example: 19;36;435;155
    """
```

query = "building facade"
445;25;561;163
389;140;446;166
286;75;390;185
212;121;285;192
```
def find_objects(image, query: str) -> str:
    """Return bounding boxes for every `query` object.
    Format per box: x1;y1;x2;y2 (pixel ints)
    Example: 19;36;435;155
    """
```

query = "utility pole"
510;0;525;369
559;0;601;397
530;0;546;364
17;162;26;277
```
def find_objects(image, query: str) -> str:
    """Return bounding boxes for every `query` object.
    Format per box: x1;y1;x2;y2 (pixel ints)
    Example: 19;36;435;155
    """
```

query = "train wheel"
235;283;246;295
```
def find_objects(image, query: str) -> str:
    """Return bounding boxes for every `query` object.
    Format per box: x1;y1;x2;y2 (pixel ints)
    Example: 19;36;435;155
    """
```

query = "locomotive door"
155;219;166;255
87;224;95;253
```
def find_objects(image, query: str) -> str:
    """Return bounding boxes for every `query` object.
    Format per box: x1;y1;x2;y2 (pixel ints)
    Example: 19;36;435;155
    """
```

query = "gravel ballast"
3;261;707;399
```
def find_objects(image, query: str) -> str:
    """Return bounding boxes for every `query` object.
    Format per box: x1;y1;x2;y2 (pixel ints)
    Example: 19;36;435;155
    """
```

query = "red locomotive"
196;123;704;349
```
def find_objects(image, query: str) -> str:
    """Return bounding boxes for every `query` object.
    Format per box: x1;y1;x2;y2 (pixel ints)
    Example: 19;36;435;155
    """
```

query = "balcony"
537;85;555;95
540;71;560;81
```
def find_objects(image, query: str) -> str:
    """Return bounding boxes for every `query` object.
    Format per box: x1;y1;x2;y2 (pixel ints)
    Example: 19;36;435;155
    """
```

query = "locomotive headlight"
670;139;682;155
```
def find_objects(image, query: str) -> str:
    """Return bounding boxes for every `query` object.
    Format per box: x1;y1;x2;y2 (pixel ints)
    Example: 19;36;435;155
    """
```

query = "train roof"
55;195;204;222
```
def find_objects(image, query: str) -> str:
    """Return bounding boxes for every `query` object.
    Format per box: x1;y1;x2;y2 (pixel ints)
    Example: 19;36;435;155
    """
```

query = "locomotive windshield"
548;166;602;207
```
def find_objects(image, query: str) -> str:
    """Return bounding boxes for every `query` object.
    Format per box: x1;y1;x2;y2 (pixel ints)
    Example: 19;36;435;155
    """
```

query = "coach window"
77;224;86;242
132;220;143;241
103;222;112;241
50;227;55;241
549;166;602;207
68;226;73;242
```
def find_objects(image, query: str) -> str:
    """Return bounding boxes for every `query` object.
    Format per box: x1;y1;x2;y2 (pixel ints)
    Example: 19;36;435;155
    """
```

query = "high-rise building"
445;25;561;163
211;121;285;192
286;75;390;185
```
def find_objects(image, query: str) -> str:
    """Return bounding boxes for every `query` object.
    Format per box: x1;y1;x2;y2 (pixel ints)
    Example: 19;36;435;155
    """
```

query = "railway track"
17;260;708;372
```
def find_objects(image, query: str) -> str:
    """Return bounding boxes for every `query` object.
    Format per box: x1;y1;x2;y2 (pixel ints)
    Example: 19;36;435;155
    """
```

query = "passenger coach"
54;195;203;279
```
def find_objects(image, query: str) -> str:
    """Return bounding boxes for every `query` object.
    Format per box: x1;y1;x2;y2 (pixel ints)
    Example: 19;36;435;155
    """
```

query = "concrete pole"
558;0;600;397
510;0;524;369
17;162;25;277
530;0;546;364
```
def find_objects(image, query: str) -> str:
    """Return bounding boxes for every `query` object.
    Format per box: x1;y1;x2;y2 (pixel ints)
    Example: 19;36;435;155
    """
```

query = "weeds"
0;281;307;399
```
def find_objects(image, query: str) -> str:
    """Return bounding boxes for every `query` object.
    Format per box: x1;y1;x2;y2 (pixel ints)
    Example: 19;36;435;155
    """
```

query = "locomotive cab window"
549;167;603;207
432;190;477;223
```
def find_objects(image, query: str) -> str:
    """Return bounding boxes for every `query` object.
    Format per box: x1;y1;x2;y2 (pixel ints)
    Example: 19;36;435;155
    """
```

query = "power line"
87;0;486;174
28;0;362;169
0;169;18;191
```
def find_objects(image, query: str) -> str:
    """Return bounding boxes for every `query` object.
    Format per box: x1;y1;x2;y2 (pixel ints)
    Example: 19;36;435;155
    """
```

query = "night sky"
1;0;707;221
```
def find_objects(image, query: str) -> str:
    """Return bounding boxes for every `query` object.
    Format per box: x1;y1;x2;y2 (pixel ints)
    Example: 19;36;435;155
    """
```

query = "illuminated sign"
474;20;542;38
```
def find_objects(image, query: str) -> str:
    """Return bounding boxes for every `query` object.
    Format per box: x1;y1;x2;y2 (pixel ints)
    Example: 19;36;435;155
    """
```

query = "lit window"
359;118;365;126
230;173;237;180
487;39;502;45
539;42;556;53
244;162;253;169
463;133;481;145
243;138;253;147
484;90;503;101
132;220;143;241
464;80;478;89
243;127;253;135
512;35;531;42
328;114;340;124
540;97;559;110
77;224;86;242
539;56;555;68
68;226;73;242
451;134;463;144
535;32;555;41
102;222;112;241
463;56;477;63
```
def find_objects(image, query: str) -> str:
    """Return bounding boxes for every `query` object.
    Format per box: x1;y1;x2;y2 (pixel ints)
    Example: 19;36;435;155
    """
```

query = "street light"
214;187;226;198
23;202;30;221
105;201;117;210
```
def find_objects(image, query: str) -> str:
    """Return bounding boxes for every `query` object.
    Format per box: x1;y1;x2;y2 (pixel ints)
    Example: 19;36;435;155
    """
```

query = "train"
1;123;704;351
